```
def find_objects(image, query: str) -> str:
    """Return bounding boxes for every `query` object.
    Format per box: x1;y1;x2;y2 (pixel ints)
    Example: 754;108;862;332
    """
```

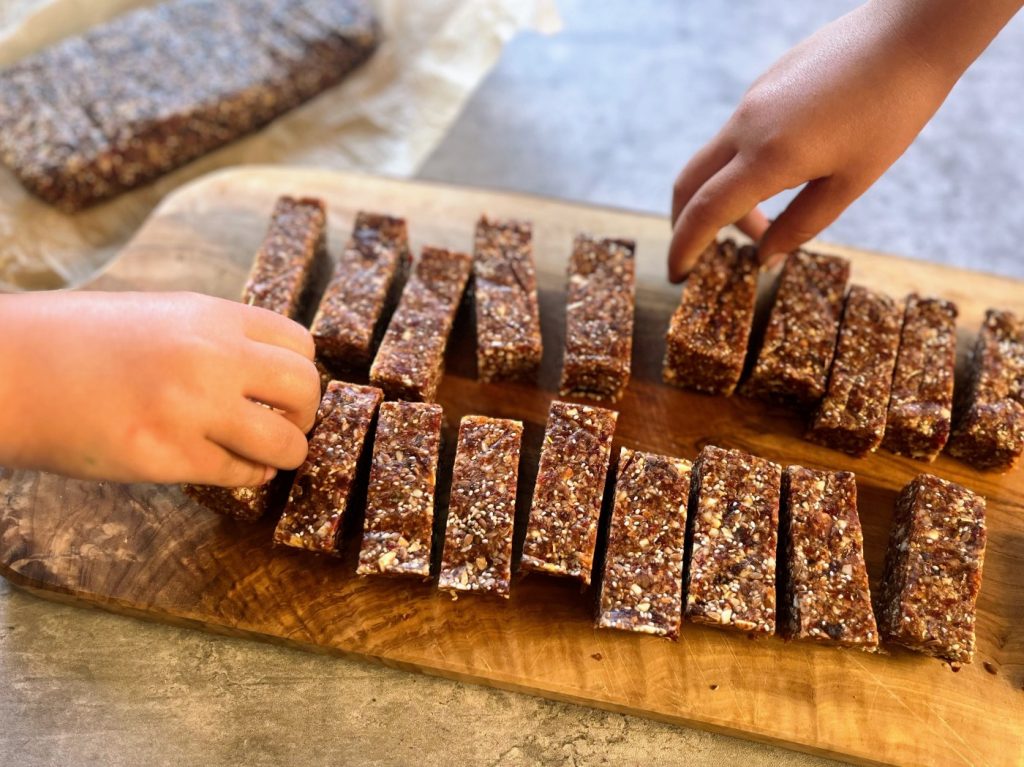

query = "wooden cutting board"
1;167;1022;767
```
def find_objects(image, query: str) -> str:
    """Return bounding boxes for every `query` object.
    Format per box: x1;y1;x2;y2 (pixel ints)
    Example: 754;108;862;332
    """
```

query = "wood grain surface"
1;167;1022;767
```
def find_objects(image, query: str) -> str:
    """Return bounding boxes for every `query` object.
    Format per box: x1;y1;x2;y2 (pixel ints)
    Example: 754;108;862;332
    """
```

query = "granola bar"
473;216;544;382
521;400;618;585
242;195;332;325
878;474;987;665
685;445;781;634
948;309;1024;471
780;466;878;650
559;234;636;402
882;295;959;461
184;197;330;520
744;250;850;408
438;416;523;598
311;212;411;373
596;448;692;638
0;0;379;210
357;401;443;578
663;239;759;395
807;286;903;456
182;477;290;523
369;246;473;402
273;382;382;554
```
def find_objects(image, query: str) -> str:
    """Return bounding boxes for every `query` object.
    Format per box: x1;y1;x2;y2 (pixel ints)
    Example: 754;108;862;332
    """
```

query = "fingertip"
291;323;316;360
260;466;278;485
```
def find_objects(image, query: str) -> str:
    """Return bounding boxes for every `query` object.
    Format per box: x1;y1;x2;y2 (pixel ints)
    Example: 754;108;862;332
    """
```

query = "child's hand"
0;291;321;487
667;0;1022;281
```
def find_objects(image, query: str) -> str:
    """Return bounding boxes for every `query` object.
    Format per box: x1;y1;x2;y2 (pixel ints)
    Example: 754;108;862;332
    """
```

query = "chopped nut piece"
370;246;473;402
559;234;636;402
439;416;523;598
744;250;850;408
597;448;692;638
473;216;543;382
878;474;987;665
685;445;781;635
663;239;758;396
273;382;382;554
522;400;618;585
312;212;411;373
882;295;959;461
357;401;443;578
807;286;903;456
948;309;1024;471
0;0;379;210
780;466;878;650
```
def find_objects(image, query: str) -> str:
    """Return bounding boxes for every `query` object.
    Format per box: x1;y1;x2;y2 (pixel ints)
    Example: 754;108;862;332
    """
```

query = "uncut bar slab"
744;250;850;408
370;246;473;402
807;286;903;456
0;0;378;210
522;400;618;585
663;239;758;396
685;445;781;635
780;466;877;650
883;295;959;461
948;309;1024;471
559;234;636;402
473;216;543;382
357;402;443;578
273;382;382;555
878;474;987;665
311;212;411;373
242;195;332;325
438;416;523;598
596;448;692;638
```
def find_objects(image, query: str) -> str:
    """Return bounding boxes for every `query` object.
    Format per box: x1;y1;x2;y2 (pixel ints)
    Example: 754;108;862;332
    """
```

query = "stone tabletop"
2;2;1022;766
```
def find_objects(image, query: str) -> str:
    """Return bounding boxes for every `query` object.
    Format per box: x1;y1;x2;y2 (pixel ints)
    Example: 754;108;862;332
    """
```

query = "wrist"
867;0;1023;82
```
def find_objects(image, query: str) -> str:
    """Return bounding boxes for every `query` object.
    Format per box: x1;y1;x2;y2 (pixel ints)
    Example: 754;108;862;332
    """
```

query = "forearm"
0;294;56;470
873;0;1024;78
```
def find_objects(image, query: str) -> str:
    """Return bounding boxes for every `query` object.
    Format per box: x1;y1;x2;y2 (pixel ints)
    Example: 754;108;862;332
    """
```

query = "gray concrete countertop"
2;2;1022;766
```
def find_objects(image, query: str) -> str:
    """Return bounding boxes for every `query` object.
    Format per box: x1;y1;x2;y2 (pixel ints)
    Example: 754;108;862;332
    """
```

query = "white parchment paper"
0;0;561;290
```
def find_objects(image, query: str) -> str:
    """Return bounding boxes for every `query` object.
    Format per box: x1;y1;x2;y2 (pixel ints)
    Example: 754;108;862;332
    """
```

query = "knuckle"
748;135;790;170
685;189;721;225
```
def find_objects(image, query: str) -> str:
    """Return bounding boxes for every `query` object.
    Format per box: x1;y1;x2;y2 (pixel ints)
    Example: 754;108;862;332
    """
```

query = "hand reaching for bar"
0;291;321;486
667;0;1023;282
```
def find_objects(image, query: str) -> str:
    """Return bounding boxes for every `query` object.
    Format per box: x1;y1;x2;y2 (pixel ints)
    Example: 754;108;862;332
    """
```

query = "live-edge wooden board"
1;167;1022;767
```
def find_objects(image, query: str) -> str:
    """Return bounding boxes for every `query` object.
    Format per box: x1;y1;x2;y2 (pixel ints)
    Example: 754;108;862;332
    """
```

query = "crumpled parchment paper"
0;0;561;290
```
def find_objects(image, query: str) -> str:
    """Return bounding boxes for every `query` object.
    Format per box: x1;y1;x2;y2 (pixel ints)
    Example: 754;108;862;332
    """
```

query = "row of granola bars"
212;193;1022;477
190;378;988;667
664;241;1024;472
240;195;636;405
